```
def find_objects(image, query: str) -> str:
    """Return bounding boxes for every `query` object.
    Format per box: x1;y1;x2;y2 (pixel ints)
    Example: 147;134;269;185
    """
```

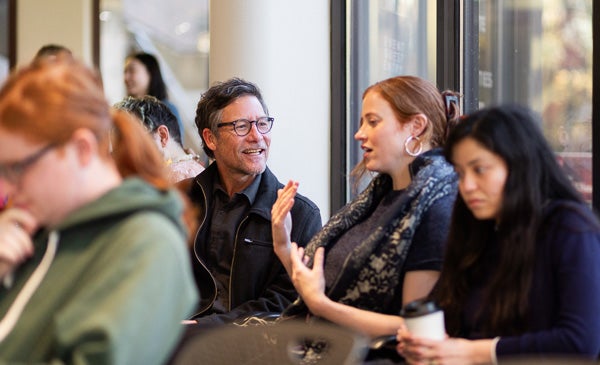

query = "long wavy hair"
435;104;583;336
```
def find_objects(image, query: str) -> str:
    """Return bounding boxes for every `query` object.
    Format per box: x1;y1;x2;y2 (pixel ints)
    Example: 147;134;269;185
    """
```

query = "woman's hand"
397;326;494;365
290;244;328;315
0;208;38;280
271;180;298;274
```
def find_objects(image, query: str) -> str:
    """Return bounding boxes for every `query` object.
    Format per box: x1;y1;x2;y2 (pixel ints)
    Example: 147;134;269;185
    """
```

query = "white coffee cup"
401;299;446;340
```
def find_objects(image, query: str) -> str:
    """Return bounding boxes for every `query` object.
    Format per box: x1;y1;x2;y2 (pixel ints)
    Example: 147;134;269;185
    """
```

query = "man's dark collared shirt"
206;174;261;314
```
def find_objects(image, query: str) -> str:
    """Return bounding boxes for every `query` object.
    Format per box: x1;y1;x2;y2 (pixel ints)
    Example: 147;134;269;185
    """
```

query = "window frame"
330;0;348;213
8;0;16;69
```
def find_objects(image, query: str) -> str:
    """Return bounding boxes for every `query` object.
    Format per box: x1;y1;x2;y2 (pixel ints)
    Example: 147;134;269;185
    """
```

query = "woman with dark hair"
124;52;184;134
271;76;460;361
397;104;600;363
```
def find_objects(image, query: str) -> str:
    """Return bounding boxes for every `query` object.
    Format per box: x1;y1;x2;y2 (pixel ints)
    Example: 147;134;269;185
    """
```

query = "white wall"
16;0;94;66
210;0;331;221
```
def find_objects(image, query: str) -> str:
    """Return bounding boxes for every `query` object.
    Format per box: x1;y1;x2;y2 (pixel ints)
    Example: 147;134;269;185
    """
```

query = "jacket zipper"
228;215;249;311
243;238;272;247
190;181;218;318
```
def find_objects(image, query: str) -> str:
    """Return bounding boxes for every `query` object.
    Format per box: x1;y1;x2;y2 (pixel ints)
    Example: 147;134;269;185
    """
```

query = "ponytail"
441;90;462;143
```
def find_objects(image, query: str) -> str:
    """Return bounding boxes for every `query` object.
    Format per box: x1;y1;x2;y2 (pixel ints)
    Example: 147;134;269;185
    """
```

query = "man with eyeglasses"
179;77;322;326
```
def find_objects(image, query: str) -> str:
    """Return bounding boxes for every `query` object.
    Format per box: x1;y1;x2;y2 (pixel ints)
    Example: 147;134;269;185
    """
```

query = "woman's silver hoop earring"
404;135;422;157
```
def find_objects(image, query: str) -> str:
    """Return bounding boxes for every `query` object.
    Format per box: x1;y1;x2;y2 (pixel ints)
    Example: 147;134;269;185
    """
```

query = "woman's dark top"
460;200;600;359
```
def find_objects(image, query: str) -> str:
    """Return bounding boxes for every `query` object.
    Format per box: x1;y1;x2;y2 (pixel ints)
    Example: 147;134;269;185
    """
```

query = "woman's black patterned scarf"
282;149;457;318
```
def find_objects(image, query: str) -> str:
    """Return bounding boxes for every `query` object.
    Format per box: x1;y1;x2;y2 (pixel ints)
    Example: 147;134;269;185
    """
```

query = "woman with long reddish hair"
0;56;198;364
271;76;460;362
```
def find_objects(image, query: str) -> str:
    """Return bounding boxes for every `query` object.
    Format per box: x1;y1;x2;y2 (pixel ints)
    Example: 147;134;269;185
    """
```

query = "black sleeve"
403;193;455;272
289;195;322;248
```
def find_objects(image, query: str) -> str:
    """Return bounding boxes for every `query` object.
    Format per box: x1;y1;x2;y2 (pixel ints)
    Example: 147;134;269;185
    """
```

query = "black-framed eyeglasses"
0;144;57;184
217;116;274;137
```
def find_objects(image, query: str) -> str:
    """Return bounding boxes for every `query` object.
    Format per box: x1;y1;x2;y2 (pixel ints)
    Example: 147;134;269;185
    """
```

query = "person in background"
180;77;322;325
124;52;184;135
0;55;198;364
397;104;600;364
114;95;204;183
33;44;72;61
271;75;460;362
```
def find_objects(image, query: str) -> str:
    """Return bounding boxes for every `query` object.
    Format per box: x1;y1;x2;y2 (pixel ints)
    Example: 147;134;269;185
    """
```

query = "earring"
404;135;422;157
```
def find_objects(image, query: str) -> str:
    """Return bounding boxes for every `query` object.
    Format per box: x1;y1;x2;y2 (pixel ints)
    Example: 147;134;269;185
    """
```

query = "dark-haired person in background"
33;44;72;61
124;52;184;135
114;95;204;183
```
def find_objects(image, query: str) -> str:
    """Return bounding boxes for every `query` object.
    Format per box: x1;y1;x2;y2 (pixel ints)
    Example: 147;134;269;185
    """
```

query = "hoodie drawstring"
0;230;59;343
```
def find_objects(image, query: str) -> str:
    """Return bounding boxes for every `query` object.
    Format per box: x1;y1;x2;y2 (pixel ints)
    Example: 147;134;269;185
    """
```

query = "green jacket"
0;178;198;364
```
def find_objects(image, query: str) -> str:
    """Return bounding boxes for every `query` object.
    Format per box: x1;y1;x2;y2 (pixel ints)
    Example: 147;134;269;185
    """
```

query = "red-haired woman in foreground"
0;56;198;364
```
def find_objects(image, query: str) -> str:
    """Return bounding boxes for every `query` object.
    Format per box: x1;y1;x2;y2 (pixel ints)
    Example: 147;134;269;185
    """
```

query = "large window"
466;0;593;204
334;0;594;210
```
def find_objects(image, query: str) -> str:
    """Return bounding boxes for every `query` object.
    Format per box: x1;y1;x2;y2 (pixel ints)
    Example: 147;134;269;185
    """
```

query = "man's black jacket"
180;163;322;325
